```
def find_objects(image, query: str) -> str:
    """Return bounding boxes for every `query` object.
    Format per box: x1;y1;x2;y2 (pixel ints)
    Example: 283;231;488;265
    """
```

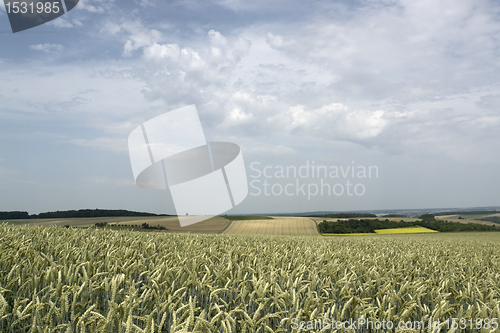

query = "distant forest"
0;209;170;220
318;216;500;234
308;212;377;218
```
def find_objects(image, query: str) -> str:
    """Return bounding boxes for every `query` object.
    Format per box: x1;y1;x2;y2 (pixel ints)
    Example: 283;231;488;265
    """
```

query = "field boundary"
219;219;233;234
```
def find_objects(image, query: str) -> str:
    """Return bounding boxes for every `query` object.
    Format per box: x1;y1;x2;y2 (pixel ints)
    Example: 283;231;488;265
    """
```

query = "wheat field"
223;217;319;236
1;224;500;332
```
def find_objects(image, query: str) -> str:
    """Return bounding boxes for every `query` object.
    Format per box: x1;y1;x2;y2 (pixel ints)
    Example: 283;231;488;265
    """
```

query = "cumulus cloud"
262;0;500;104
10;0;500;159
120;28;252;114
273;104;387;141
120;21;162;56
143;43;180;61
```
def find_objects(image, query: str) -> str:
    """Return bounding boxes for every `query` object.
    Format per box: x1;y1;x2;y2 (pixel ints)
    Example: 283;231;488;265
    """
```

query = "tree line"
308;212;377;218
318;215;499;234
0;209;170;220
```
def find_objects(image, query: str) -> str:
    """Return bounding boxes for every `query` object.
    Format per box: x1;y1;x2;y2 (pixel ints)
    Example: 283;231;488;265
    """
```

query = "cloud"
126;29;252;114
273;104;387;141
9;4;500;156
49;18;74;28
135;0;156;7
261;0;500;104
101;21;121;35
266;33;294;48
76;0;109;13
143;43;181;61
16;0;500;162
67;137;128;153
30;44;65;53
121;21;162;56
477;94;500;111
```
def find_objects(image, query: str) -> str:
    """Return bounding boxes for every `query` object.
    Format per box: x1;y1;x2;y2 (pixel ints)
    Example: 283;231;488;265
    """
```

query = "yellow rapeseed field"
374;226;438;234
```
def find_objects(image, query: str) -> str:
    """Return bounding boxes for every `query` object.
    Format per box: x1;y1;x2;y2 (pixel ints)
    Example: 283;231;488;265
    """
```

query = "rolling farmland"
1;216;231;234
436;214;499;226
116;216;230;234
0;216;150;227
223;217;319;236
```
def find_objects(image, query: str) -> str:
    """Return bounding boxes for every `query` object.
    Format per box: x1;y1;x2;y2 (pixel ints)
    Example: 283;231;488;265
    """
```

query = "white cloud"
261;0;500;104
29;44;65;53
49;18;74;28
143;43;180;61
266;33;294;48
208;29;228;47
273;104;387;141
121;21;162;56
62;2;500;162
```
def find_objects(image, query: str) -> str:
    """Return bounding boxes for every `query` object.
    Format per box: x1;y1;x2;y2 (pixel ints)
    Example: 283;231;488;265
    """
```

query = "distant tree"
0;211;30;220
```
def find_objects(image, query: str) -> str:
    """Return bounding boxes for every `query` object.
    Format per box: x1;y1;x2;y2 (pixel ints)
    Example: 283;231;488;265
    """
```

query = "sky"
0;0;499;215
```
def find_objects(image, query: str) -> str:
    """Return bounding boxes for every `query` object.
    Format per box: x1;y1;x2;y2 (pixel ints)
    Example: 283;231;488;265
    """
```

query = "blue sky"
1;0;500;215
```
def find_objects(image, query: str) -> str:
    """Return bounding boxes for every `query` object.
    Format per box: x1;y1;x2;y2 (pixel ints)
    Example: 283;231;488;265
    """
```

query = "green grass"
221;215;274;220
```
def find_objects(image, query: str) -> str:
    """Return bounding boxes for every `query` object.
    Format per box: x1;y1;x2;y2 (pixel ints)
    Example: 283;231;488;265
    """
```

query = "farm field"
0;216;154;227
375;226;438;234
324;226;438;236
223;217;319;236
1;216;231;234
436;214;498;226
116;216;230;234
310;216;419;223
0;225;499;332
